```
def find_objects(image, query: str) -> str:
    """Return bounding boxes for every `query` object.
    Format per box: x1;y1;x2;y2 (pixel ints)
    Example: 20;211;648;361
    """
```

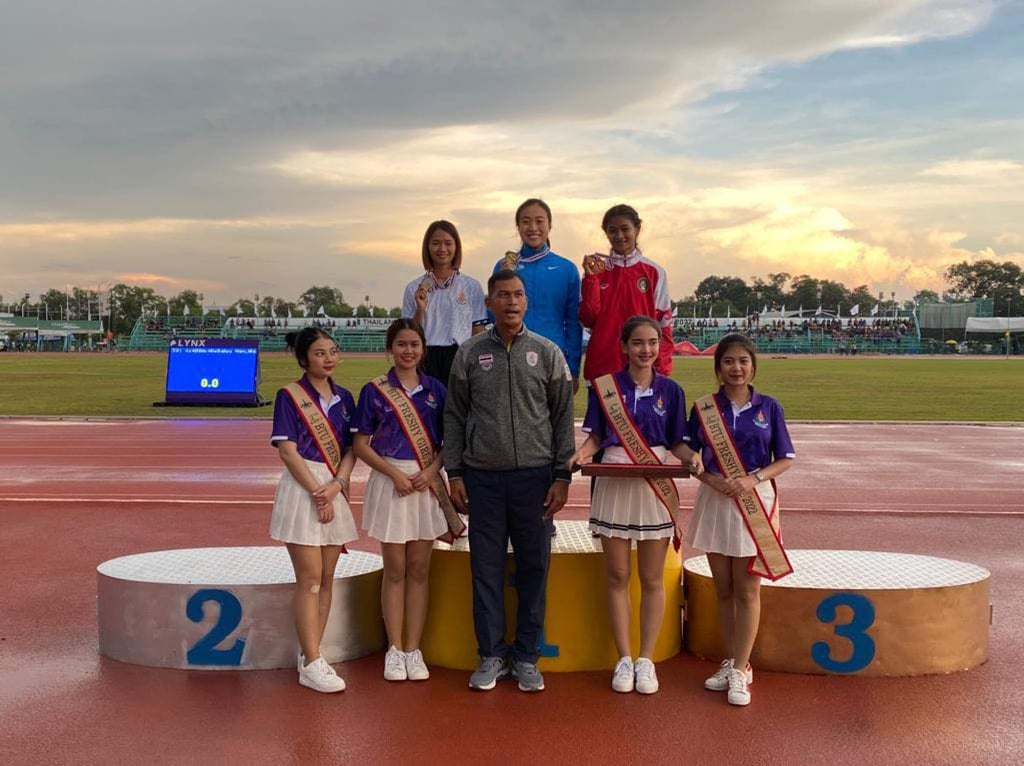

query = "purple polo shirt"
688;387;796;474
582;369;689;450
270;375;355;462
351;368;446;460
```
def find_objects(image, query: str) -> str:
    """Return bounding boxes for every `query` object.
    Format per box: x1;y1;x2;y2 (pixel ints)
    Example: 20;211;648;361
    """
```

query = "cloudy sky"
2;0;1022;309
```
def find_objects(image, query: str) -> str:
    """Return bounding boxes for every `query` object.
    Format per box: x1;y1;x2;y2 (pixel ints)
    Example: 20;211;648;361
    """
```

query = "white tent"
964;317;1024;332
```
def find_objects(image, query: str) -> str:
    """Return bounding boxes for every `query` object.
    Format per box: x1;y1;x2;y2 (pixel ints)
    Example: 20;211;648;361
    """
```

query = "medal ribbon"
503;244;551;269
423;270;458;292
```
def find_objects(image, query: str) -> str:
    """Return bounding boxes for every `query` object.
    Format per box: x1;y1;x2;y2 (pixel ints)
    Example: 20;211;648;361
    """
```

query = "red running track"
1;418;1022;765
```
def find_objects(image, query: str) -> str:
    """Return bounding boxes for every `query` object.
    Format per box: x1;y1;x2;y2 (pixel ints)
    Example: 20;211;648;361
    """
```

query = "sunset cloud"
0;0;1019;307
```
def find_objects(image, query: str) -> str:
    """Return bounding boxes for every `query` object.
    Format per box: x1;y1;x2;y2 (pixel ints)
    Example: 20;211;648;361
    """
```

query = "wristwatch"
753;470;766;483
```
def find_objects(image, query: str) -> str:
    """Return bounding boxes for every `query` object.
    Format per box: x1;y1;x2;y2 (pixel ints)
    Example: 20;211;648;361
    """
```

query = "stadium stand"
127;312;923;354
127;316;389;352
671;313;922;355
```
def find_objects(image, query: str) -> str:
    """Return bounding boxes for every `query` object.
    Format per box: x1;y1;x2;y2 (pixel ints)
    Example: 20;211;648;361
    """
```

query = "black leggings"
424;344;459;386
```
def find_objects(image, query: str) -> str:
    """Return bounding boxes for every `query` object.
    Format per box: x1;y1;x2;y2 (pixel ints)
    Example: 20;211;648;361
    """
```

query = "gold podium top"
436;519;603;554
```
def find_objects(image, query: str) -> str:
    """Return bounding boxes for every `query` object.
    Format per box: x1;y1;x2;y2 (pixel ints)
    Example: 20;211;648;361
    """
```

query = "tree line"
3;285;400;337
3;259;1021;337
682;260;1023;319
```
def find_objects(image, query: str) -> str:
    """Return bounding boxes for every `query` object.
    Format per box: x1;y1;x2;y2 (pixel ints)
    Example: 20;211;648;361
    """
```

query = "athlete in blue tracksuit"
493;199;582;384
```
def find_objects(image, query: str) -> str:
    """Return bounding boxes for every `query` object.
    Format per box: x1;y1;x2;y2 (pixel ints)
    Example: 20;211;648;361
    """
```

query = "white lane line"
1;498;1020;516
0;497;274;505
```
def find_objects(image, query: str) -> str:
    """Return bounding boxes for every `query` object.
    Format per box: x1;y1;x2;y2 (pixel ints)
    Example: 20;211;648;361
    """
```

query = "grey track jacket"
443;326;575;481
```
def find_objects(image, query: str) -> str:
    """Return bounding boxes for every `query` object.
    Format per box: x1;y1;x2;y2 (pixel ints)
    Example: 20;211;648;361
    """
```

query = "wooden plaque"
580;463;691;479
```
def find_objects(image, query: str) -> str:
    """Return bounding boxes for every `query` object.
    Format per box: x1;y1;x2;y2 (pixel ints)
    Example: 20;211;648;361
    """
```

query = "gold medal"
502;250;520;270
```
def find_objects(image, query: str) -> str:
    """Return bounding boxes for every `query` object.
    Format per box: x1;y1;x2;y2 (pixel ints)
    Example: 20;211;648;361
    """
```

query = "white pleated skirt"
686;479;778;558
589;446;676;541
270;458;358;547
362;458;448;544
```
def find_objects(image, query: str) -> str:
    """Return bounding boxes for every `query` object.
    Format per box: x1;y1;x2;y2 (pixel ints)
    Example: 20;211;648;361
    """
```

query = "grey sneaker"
511;660;545;692
469;656;508;691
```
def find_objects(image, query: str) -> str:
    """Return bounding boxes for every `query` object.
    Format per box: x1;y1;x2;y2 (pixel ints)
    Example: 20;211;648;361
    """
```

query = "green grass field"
0;353;1021;421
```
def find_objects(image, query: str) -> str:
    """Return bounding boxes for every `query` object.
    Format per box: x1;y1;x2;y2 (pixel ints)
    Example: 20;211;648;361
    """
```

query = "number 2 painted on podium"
186;588;246;666
812;592;876;673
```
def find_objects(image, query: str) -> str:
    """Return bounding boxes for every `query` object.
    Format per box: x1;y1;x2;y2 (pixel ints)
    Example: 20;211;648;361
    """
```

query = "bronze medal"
586;254;608;274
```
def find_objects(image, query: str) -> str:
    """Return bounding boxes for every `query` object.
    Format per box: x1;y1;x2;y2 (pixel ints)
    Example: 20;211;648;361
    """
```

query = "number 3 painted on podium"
812;592;876;673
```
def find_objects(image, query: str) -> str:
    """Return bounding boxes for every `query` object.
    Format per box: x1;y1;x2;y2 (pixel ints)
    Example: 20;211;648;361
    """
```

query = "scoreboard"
162;338;263;406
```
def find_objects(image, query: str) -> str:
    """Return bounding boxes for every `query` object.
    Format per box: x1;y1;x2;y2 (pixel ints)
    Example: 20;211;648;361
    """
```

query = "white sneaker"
705;659;752;691
299;649;338;676
727;667;751;706
299;657;345;693
611;656;634;693
384;646;408;681
705;659;734;690
405;649;430;681
634;657;659;694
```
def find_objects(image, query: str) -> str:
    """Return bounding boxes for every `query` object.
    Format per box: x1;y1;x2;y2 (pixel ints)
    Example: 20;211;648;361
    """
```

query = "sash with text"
370;375;465;544
284;382;344;477
693;394;792;580
593;374;682;549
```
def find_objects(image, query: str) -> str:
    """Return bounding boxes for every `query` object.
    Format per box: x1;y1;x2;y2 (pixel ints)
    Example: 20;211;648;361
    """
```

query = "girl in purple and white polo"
270;328;358;694
568;316;702;696
352;318;449;684
687;333;795;707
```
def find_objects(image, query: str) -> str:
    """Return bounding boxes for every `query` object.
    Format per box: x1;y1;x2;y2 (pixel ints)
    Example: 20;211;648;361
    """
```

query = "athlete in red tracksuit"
579;204;674;381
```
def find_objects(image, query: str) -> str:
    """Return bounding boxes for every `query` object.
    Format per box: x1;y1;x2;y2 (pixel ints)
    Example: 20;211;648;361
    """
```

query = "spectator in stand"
579;204;673;382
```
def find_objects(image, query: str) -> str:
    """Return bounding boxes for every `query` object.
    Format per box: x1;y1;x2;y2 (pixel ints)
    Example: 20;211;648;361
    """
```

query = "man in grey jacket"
444;269;575;693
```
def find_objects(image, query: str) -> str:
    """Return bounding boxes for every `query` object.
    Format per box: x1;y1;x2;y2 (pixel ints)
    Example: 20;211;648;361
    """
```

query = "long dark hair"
285;327;335;369
714;333;758;380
